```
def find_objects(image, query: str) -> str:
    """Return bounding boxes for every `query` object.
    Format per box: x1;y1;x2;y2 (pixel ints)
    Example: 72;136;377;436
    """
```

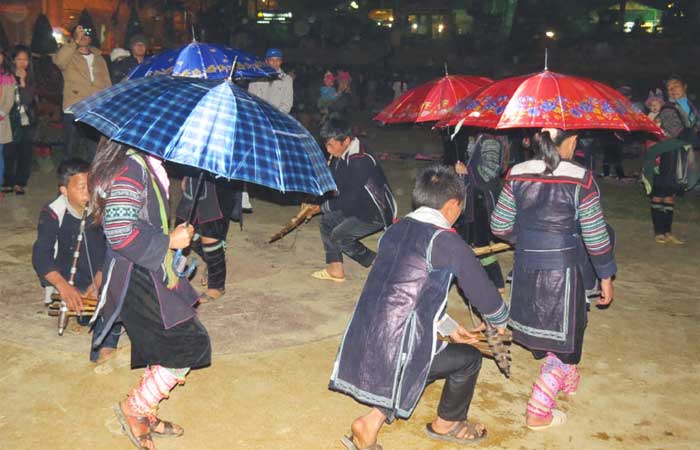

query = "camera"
82;27;93;37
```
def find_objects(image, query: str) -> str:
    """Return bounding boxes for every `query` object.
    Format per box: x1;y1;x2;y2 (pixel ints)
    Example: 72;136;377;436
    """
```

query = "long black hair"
89;137;131;225
0;47;11;75
534;129;578;173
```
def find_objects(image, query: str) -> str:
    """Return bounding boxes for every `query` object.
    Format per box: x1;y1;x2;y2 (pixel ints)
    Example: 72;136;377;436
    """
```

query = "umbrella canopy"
373;75;492;124
436;70;662;135
71;76;336;196
128;41;278;81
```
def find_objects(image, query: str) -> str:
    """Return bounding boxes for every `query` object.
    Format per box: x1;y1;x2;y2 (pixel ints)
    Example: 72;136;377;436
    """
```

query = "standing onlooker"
649;75;699;244
0;47;16;198
248;48;293;114
245;48;294;212
53;24;111;162
108;34;148;84
3;45;37;195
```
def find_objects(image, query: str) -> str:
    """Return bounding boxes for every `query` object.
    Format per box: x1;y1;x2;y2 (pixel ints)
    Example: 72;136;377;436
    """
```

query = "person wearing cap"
248;48;293;114
109;34;148;84
53;24;111;162
245;48;294;212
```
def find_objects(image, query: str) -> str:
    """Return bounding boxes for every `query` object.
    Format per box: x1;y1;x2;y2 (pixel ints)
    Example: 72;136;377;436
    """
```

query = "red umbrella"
373;74;492;124
435;70;662;135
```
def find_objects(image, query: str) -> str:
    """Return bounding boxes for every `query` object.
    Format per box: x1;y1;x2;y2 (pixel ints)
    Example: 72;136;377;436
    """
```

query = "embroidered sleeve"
490;181;516;241
103;177;142;249
578;179;617;279
103;169;169;271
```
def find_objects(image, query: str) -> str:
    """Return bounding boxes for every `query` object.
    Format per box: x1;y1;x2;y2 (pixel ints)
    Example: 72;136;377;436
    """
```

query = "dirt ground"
1;122;699;450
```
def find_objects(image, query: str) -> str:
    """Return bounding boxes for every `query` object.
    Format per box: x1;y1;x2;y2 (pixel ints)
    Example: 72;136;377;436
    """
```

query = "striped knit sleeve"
490;181;516;241
103;166;170;271
578;179;617;279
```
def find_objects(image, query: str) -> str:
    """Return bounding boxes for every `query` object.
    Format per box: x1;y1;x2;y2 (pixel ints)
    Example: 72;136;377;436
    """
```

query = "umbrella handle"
172;248;197;278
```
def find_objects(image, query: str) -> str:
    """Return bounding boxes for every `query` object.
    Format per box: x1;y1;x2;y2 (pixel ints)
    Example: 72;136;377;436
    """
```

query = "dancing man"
330;165;508;449
89;139;211;450
310;119;395;282
491;128;617;430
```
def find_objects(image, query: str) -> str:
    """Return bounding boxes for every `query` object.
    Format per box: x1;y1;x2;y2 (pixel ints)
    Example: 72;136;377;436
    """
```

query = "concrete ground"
1;123;699;450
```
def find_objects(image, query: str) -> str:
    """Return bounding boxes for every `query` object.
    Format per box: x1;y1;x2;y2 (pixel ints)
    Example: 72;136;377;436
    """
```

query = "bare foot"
350;417;378;448
198;288;225;304
96;347;117;365
326;262;345;279
526;413;553;428
349;408;385;448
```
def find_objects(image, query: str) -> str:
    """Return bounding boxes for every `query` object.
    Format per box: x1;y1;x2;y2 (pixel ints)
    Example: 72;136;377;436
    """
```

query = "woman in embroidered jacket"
490;128;617;430
89;139;211;450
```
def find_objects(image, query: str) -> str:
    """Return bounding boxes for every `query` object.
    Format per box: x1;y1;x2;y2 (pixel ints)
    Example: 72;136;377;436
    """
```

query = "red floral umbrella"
373;75;493;124
435;70;662;135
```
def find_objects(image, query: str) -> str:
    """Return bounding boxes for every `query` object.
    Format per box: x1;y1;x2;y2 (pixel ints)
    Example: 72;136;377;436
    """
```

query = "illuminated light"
257;11;263;17
411;23;418;30
545;30;555;38
438;23;444;33
350;1;359;9
389;16;394;22
387;23;392;28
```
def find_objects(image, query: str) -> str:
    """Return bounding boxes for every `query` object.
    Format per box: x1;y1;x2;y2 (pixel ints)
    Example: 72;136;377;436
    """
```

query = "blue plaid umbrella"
71;76;336;195
128;42;278;80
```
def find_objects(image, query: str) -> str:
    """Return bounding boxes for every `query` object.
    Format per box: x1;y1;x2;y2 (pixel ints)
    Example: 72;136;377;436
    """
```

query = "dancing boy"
330;165;508;449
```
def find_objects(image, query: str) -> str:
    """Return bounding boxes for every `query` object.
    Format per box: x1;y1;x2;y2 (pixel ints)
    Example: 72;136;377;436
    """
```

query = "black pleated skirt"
121;265;211;369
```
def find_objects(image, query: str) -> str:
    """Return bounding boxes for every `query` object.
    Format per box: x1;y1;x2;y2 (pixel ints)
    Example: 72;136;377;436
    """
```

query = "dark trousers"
602;137;624;178
381;344;483;422
78;314;122;362
62;113;97;162
320;210;383;267
3;125;34;188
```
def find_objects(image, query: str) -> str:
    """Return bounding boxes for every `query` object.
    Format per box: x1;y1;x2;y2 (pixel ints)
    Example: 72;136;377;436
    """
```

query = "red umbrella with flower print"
373;74;493;124
435;70;662;135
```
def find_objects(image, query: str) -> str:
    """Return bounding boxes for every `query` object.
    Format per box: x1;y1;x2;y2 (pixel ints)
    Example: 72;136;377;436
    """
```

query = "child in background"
318;70;337;118
646;89;665;126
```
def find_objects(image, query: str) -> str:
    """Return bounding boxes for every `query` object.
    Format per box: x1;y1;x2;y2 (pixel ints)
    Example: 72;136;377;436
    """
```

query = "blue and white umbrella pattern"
128;41;278;80
71;76;336;196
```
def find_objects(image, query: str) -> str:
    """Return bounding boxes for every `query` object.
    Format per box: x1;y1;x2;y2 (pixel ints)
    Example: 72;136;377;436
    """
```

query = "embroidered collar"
405;206;451;229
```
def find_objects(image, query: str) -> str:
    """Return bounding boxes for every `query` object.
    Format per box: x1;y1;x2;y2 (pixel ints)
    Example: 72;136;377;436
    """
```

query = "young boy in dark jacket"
32;158;121;362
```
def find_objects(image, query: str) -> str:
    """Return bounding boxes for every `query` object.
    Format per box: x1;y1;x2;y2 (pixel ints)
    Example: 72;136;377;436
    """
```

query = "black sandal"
425;420;488;445
148;415;184;438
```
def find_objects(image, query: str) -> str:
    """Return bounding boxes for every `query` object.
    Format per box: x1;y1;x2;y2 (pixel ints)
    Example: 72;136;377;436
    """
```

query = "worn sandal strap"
445;421;486;440
148;416;184;436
